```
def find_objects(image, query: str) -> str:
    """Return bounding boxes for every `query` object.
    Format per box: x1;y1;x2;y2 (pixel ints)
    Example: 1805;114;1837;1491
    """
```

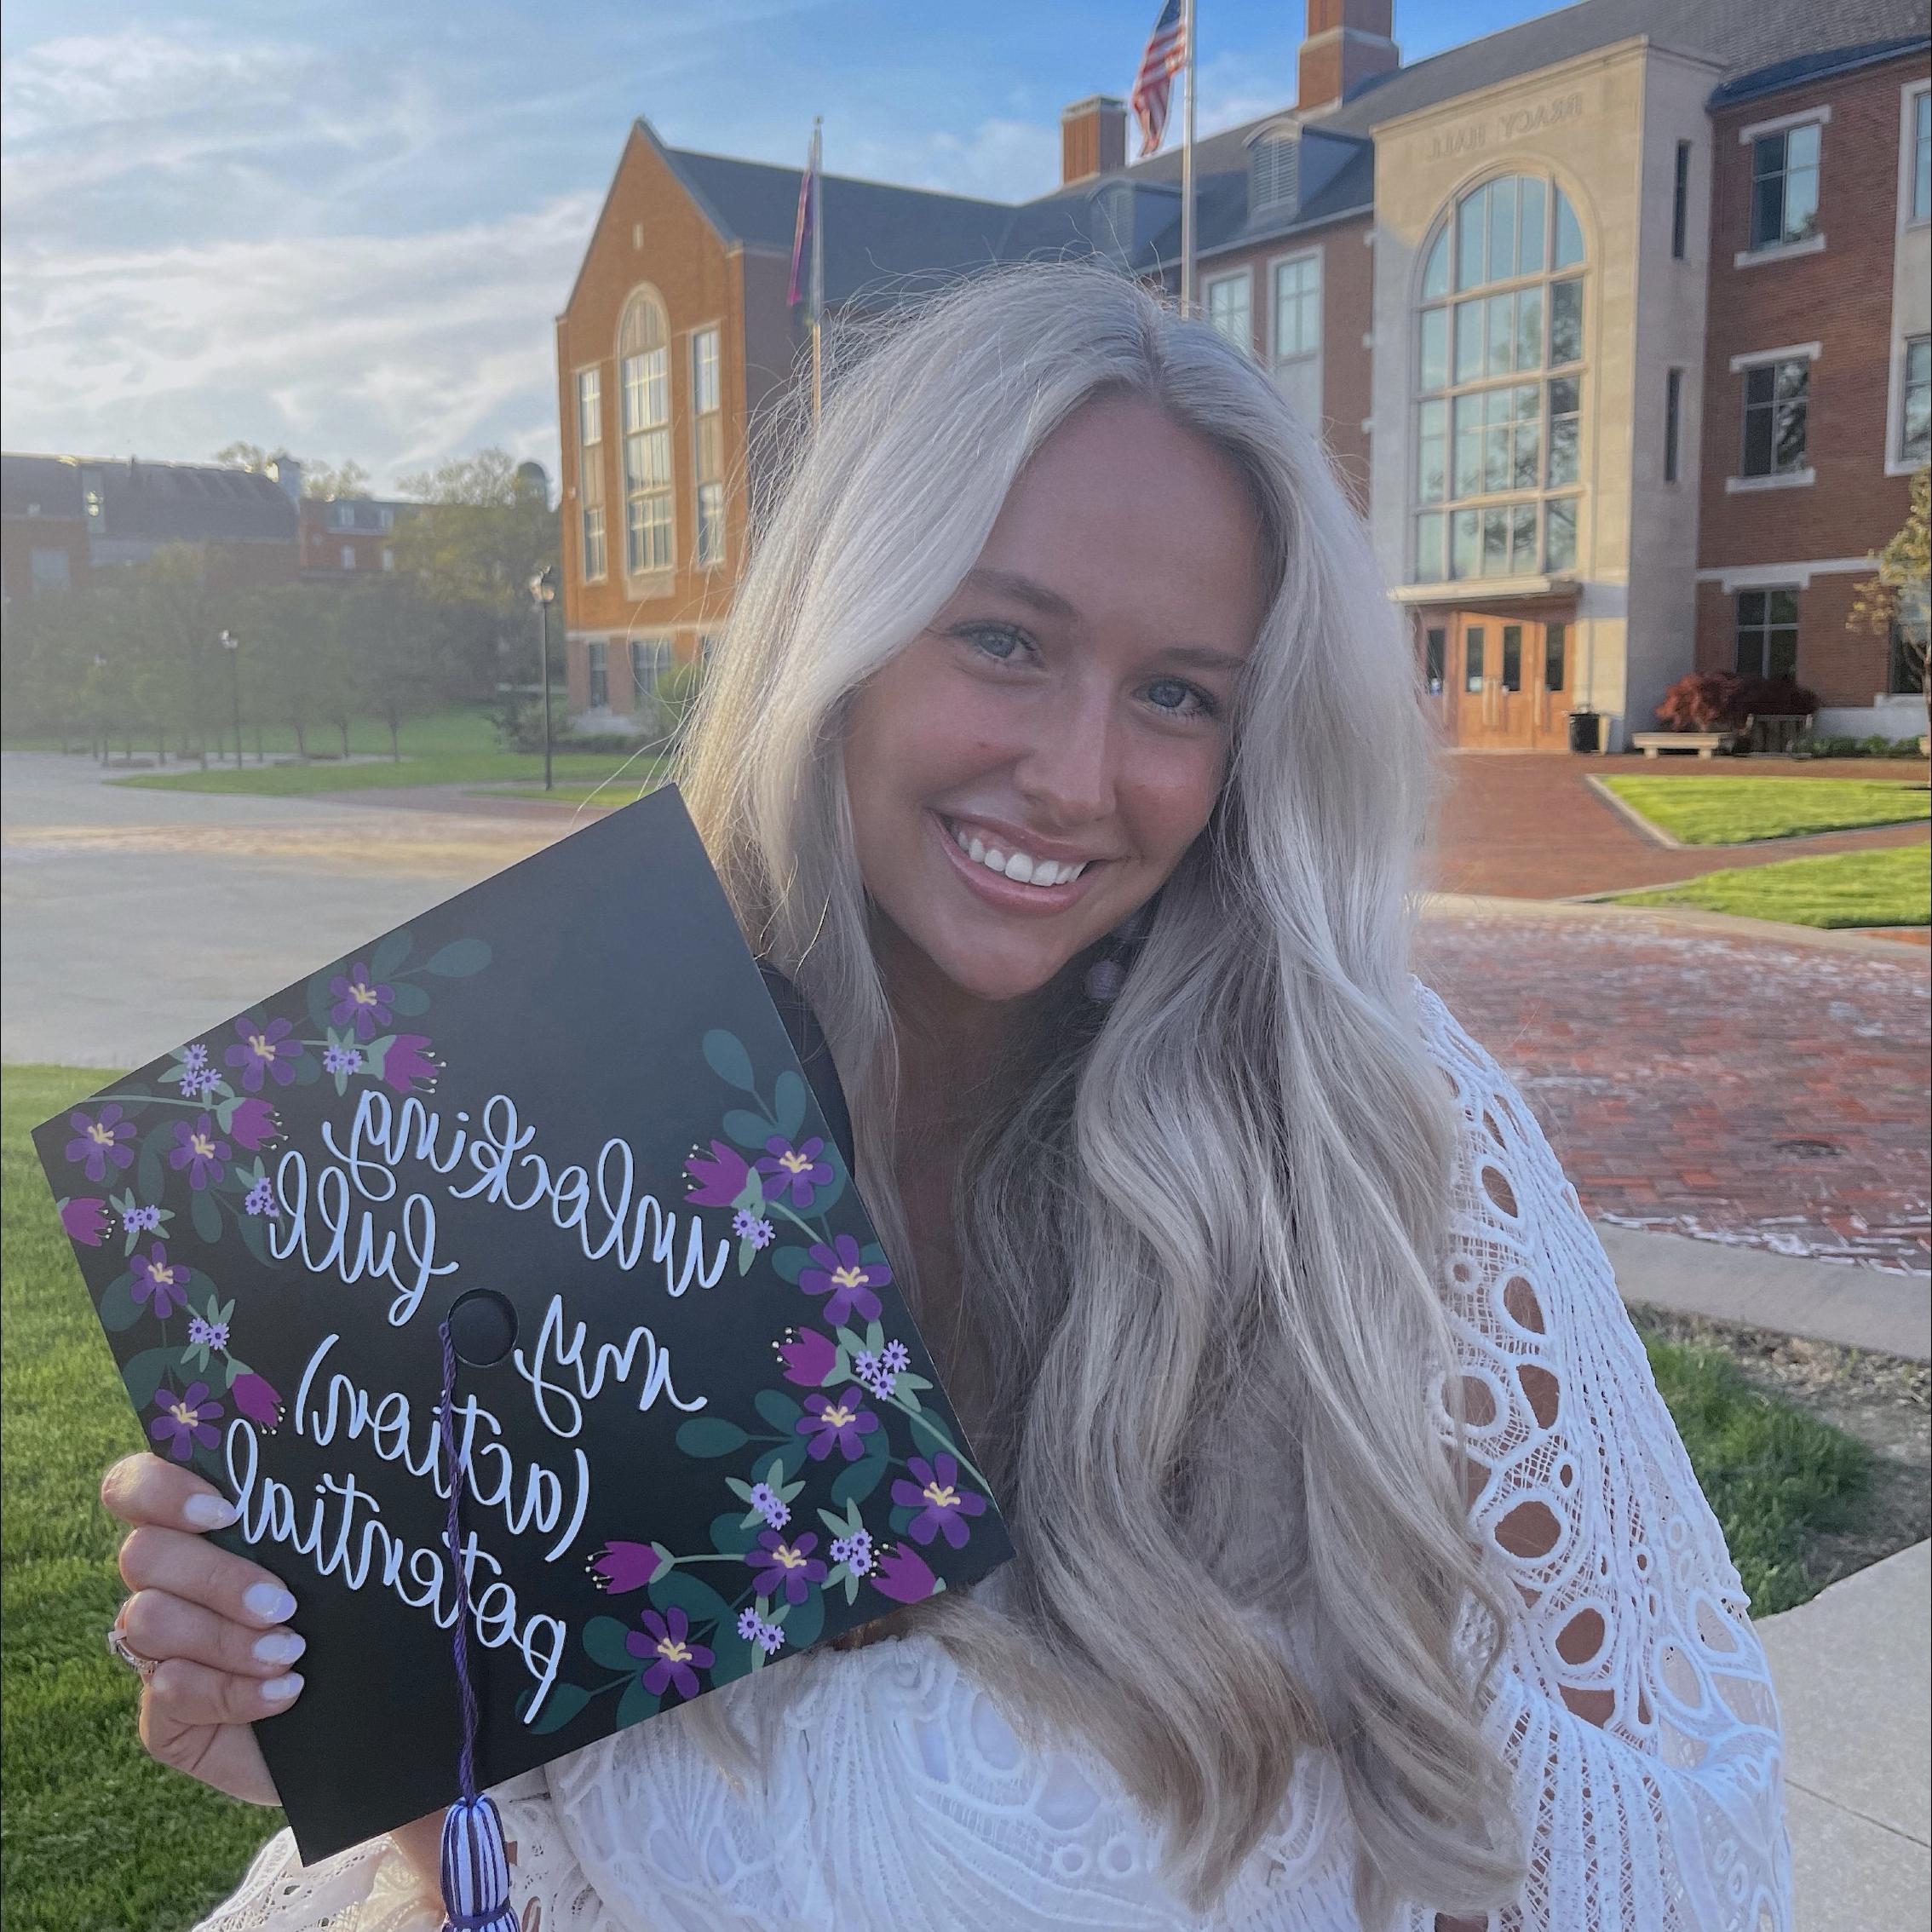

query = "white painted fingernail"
244;1584;297;1624
253;1630;306;1666
185;1494;239;1529
261;1672;304;1704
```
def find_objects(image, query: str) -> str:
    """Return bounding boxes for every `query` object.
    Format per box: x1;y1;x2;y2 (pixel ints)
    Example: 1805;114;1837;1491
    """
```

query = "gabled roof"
94;458;296;545
1;453;84;521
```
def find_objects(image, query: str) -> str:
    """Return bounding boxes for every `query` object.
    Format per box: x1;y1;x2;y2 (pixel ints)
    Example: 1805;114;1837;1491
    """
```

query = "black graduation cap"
36;785;1011;1861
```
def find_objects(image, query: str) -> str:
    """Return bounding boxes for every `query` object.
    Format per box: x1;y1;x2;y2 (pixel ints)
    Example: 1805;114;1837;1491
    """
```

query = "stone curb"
1599;1222;1930;1362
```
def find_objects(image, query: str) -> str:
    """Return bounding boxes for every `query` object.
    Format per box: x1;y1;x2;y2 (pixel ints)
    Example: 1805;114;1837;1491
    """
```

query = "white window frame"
617;289;675;582
1268;247;1322;368
1902;81;1930;228
690;321;725;570
586;639;610;710
1735;108;1826;267
1727;343;1819;492
1204;269;1253;355
340;543;356;570
1896;333;1931;474
381;547;394;572
629;634;675;705
575;365;607;583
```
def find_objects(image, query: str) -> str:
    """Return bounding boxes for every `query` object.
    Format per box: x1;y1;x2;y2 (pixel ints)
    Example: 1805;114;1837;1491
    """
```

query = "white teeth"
946;819;1089;891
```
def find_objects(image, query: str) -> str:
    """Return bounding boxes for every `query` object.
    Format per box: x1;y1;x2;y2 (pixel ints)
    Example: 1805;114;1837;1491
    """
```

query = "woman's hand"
100;1452;303;1807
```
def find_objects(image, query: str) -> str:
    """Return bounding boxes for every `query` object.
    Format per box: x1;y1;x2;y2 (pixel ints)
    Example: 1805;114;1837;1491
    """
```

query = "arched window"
616;289;673;576
1412;175;1585;584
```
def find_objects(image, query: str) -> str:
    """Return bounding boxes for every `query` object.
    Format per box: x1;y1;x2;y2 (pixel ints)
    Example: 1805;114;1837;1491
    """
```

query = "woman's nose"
1013;683;1118;828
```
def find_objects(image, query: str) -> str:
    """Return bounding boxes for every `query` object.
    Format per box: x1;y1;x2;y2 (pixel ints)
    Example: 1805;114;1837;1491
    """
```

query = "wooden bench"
1630;731;1738;759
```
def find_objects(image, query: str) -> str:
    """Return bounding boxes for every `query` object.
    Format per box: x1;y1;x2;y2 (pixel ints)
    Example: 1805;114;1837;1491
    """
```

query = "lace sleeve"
1414;980;1792;1932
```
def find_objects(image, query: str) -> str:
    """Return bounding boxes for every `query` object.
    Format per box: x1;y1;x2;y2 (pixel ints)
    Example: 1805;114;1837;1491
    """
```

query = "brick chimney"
1061;96;1127;186
1297;0;1399;115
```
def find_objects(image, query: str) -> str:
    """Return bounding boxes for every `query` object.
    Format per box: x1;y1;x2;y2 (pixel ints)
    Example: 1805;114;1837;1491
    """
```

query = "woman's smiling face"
843;395;1271;1007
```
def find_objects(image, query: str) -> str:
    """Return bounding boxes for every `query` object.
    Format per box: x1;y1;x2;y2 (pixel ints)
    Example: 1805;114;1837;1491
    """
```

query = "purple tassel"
434;1322;515;1932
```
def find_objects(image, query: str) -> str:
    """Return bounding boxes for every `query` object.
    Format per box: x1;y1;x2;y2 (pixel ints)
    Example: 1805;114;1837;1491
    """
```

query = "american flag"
1130;0;1187;158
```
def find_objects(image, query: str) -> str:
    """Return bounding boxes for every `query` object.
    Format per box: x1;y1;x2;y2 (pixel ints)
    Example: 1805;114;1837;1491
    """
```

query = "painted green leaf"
424;938;492;978
754;1389;802;1434
123;1346;175;1412
581;1615;637;1671
808;1147;848;1216
771;1246;808;1285
701;1030;757;1092
391;981;430;1018
617;1676;663;1727
648;1569;731;1630
190;1188;221;1245
722;1108;773;1149
97;1273;142;1333
709;1511;756;1555
237;1213;268;1265
676;1417;750;1458
136;1138;164;1203
370;931;413;981
781;1590;825;1653
520;1679;593;1736
888;1504;917;1535
773;1070;808;1139
708;1621;758;1686
831;1431;889;1509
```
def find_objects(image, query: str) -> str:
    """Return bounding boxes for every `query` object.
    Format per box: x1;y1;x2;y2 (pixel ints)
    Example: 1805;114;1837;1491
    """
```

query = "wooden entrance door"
1448;613;1573;748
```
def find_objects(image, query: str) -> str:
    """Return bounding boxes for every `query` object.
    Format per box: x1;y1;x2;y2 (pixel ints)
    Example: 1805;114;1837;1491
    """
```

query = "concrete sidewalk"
1758;1541;1932;1931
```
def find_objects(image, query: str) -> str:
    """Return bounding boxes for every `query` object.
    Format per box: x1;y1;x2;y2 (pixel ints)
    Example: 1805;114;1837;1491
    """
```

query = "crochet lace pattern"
191;982;1790;1932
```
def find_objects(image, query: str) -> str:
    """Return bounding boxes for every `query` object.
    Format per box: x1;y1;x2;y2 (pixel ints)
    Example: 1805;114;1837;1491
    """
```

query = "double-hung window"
576;368;607;582
1734;589;1798;681
691;325;724;568
1739;358;1809;479
1912;89;1930;223
1749;123;1821;251
587;640;609;710
618;292;673;576
1205;273;1252;354
1904;336;1930;468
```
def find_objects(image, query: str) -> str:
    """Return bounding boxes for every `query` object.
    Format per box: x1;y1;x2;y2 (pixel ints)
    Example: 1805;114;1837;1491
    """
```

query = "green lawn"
1602;775;1929;846
470;773;664;808
112;750;653;799
9;702;503;762
3;1066;284;1932
1613;847;1929;929
1638;1325;1872;1616
0;1065;1887;1923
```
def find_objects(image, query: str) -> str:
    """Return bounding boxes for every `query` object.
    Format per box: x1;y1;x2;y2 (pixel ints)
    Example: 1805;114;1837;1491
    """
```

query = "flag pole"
1179;0;1196;313
810;117;825;425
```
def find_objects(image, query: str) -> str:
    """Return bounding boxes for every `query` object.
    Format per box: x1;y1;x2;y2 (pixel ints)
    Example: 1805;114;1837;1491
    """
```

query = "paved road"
7;752;1927;1279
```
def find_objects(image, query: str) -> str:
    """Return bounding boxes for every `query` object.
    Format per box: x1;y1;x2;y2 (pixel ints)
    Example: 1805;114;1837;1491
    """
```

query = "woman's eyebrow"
960;567;1078;620
1160;644;1251;674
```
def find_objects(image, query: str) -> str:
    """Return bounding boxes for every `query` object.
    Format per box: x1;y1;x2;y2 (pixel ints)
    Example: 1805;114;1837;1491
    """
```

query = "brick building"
555;0;1930;747
0;452;298;607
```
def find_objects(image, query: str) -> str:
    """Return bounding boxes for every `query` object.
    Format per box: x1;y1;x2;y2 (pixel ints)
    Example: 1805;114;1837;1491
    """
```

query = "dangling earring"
1084;897;1159;1003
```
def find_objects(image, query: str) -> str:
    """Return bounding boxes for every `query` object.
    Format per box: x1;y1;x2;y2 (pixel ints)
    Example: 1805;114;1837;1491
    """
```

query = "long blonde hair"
678;263;1521;1921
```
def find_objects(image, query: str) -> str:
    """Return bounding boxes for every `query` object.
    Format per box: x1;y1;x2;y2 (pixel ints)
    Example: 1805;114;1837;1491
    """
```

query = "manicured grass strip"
1602;775;1929;846
1611;846;1929;929
469;774;665;808
9;703;507;763
3;1067;284;1932
1638;1326;1872;1616
111;750;647;798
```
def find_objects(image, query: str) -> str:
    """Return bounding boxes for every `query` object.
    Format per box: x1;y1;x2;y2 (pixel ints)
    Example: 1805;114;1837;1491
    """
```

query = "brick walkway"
1415;900;1931;1277
1429;752;1929;900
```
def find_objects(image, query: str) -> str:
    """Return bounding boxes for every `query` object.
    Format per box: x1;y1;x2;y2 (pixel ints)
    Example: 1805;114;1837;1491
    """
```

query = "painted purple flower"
322;1043;363;1078
853;1350;896;1400
60;1197;109;1246
123;1204;163;1235
880;1340;911;1375
774;1325;837;1389
224;1015;303;1092
731;1208;774;1249
747;1481;789;1529
225;1097;280;1153
180;1043;210;1074
329;961;395;1040
625;1606;712;1699
587;1541;665;1595
168;1115;229;1190
232;1372;284;1430
872;1544;940;1606
755;1621;785;1656
891;1453;987;1550
797;1388;878;1463
244;1178;279;1217
378;1035;437;1094
149;1382;223;1461
798;1233;890;1328
756;1135;831;1209
831;1529;875;1578
735;1606;763;1642
683;1139;750;1207
66;1105;135;1182
129;1243;188;1319
181;1066;221;1102
745;1528;825;1605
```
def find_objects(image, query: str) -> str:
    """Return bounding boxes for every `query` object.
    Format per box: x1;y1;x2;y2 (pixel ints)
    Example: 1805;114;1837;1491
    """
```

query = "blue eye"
1146;677;1219;720
955;623;1033;664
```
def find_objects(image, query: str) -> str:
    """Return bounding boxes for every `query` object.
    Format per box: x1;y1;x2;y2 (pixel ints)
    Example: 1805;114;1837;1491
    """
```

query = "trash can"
1566;709;1601;754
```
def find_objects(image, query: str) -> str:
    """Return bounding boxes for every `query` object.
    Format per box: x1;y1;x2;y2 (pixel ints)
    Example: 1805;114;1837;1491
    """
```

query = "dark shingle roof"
1;454;84;521
95;460;296;545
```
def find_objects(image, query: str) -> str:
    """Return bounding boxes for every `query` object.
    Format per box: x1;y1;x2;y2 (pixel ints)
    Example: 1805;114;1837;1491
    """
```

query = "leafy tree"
338;580;440;759
213;444;370;500
214;441;278;474
1852;466;1930;721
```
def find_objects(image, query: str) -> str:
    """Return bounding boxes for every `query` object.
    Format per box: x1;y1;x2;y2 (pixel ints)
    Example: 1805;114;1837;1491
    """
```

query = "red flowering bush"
1655;671;1745;731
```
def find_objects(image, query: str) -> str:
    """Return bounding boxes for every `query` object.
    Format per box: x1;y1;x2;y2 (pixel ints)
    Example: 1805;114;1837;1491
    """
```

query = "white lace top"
189;984;1791;1932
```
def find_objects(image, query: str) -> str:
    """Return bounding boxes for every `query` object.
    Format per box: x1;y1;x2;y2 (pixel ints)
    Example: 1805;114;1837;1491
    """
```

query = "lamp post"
528;567;556;792
219;629;243;768
91;653;109;766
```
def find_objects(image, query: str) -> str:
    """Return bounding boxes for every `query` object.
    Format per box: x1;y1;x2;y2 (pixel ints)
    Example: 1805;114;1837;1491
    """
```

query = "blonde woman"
101;265;1789;1931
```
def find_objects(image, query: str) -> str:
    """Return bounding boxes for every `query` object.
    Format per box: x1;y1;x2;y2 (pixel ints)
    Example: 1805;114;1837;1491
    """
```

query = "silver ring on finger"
108;1613;161;1684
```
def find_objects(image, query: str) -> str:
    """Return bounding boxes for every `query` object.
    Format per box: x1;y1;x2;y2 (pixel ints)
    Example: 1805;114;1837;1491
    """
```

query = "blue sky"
1;0;1558;492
